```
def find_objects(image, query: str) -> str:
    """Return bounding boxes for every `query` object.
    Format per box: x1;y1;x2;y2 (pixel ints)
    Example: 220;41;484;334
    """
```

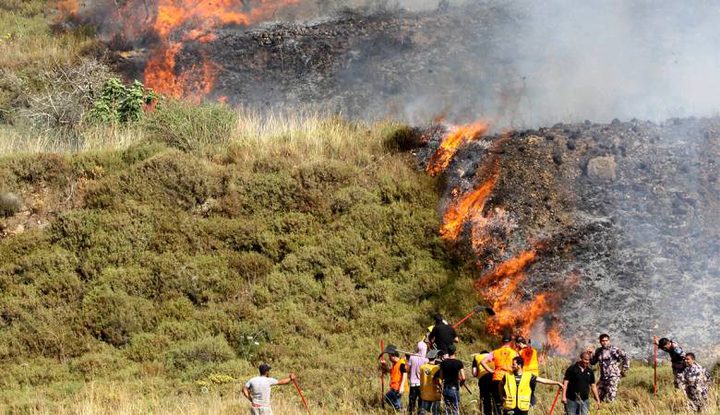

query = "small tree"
88;78;159;124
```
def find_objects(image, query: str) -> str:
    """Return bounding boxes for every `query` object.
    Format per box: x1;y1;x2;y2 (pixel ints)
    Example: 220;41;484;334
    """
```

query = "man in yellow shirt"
418;349;442;415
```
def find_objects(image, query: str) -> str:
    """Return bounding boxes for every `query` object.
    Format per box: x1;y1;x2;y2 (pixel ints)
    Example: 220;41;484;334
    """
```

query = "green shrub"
123;332;172;363
82;285;156;347
228;252;273;282
87;78;159;124
0;191;22;217
164;335;235;371
69;348;132;380
140;100;236;152
84;151;221;210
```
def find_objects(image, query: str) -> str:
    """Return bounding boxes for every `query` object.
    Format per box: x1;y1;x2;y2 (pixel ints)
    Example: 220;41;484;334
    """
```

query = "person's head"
684;352;696;365
515;335;527;348
416;340;428;356
502;333;513;345
658;338;671;351
579;351;592;368
599;334;610;348
389;350;400;363
433;313;444;325
436;350;446;361
427;349;439;363
511;356;524;374
447;344;457;357
259;363;272;376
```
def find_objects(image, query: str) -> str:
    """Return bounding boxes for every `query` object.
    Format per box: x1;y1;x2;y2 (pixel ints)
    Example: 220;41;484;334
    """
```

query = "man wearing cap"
588;334;629;402
384;349;408;410
243;363;296;414
653;335;686;388
480;334;519;415
419;349;442;415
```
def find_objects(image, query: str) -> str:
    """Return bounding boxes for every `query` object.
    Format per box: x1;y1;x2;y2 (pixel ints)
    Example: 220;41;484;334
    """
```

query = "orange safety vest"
520;347;539;376
492;345;519;381
390;358;408;391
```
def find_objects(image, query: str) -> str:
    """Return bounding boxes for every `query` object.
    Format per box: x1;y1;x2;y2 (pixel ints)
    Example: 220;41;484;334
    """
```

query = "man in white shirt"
243;363;296;414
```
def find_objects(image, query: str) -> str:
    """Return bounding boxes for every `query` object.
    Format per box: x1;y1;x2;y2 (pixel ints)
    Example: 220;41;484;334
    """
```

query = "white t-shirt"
245;376;279;408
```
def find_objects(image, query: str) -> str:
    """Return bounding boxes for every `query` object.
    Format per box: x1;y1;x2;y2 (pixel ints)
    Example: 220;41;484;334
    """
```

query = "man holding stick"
243;363;297;415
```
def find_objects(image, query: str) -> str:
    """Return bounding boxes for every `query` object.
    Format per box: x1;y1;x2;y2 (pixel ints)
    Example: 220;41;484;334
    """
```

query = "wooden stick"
653;340;658;396
380;339;386;408
292;378;310;414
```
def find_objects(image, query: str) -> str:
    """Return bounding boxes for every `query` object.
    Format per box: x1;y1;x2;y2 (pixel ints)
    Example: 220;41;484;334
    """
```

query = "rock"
586;155;617;182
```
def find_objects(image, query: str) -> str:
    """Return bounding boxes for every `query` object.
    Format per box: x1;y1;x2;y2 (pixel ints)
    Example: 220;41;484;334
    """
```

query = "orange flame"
54;0;79;18
546;321;573;355
145;0;303;98
426;121;489;176
440;170;499;241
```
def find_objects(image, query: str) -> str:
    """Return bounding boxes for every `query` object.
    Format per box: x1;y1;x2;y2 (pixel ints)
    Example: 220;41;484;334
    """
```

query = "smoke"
501;0;720;128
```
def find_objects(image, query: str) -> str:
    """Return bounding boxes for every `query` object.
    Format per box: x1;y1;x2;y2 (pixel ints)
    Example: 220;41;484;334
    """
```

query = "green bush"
0;191;22;217
82;285;156;347
140;100;236;152
87;78;159;124
164;335;235;371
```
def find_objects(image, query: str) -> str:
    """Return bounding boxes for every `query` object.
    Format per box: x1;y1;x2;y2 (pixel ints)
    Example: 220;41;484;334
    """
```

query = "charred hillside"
418;117;720;355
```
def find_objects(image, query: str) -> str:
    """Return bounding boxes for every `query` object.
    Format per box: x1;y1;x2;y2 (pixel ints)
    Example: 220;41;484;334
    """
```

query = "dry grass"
0;124;147;156
228;108;396;165
2;359;716;415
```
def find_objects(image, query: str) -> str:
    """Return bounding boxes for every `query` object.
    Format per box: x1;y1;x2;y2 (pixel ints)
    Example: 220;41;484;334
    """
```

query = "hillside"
1;1;719;414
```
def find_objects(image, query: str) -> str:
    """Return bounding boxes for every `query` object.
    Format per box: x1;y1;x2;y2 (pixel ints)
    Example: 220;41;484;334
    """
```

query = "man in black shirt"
428;314;458;354
435;344;465;415
563;351;600;415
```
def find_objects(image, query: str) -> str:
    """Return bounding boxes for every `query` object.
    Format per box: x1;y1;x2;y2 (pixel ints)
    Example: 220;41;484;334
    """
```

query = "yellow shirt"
419;363;441;401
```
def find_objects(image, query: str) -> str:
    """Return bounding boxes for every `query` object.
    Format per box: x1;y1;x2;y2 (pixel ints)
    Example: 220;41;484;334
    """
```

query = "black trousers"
478;373;494;415
408;386;421;414
491;380;503;415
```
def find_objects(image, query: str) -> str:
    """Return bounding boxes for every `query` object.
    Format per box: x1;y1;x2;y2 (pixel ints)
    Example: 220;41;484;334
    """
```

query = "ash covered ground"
114;3;526;123
417;118;720;356
103;1;720;355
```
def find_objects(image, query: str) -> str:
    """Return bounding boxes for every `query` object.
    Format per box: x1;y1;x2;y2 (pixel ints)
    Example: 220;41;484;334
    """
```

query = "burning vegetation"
419;117;720;355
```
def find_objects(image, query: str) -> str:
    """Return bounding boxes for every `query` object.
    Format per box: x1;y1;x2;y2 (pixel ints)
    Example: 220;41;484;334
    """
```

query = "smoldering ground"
74;0;720;355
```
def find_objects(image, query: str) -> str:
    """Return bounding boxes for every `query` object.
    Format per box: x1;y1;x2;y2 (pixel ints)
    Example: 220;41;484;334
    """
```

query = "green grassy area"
1;1;718;414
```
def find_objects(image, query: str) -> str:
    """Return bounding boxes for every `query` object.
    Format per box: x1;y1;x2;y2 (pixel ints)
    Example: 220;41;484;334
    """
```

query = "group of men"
654;336;713;413
378;314;714;415
238;313;713;414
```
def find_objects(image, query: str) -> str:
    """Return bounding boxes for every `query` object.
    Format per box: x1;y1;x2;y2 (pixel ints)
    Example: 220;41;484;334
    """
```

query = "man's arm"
561;380;569;403
591;383;600;403
480;354;494;374
276;373;297;386
471;358;479;377
536;376;563;388
399;371;408;395
618;348;630;372
242;385;253;402
459;368;466;385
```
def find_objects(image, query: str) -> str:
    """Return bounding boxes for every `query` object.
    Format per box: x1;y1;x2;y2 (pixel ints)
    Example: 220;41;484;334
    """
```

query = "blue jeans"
419;400;440;415
565;399;589;415
443;386;460;415
385;389;402;410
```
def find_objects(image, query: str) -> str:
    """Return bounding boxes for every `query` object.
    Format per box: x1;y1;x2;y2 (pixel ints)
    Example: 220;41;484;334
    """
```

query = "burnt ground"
418;118;720;355
114;3;527;122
